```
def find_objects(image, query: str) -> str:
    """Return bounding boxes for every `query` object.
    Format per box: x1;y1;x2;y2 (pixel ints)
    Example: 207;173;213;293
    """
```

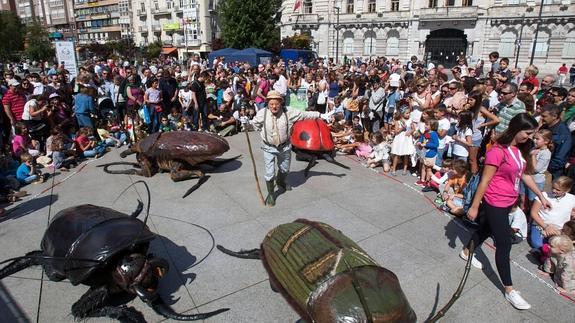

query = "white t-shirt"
509;208;528;238
437;118;451;150
536;192;575;229
178;90;193;109
452;127;473;157
22;99;41;121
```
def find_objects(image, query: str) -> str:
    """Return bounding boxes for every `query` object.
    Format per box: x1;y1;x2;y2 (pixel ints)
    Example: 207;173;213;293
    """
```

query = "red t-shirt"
74;135;91;152
2;89;26;121
558;66;568;75
521;76;539;90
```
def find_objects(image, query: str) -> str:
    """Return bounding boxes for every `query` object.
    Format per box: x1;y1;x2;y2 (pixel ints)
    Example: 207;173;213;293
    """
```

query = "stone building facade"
281;0;575;73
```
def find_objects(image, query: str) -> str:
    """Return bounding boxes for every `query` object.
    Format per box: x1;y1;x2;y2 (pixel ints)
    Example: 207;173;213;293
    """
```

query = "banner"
54;41;78;78
286;87;308;111
163;22;181;31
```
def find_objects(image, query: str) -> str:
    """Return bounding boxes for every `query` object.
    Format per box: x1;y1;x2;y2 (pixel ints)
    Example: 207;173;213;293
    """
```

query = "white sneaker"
505;290;531;310
459;249;483;269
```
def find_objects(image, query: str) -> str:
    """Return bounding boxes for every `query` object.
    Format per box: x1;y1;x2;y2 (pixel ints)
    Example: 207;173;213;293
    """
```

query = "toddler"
367;132;391;172
159;117;173;133
12;122;40;160
336;131;366;155
416;119;439;187
96;120;127;148
390;103;416;176
168;107;182;129
51;134;77;171
523;129;552;210
16;153;44;185
75;127;106;158
440;160;468;215
543;235;575;295
424;159;453;194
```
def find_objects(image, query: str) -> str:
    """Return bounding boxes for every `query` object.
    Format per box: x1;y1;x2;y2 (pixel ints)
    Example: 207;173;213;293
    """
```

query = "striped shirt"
2;89;26;121
494;97;526;134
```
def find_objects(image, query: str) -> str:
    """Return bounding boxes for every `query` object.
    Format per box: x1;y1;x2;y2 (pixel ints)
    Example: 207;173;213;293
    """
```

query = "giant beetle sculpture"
0;182;228;323
99;131;240;198
218;219;474;322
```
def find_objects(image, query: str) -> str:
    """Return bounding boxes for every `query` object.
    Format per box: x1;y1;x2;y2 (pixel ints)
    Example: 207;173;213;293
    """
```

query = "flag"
293;0;301;12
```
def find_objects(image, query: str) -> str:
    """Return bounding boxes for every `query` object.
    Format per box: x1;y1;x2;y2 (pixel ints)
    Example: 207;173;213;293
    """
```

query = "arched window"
563;30;575;58
386;30;399;56
343;31;354;55
498;31;516;58
532;30;550;57
363;31;376;56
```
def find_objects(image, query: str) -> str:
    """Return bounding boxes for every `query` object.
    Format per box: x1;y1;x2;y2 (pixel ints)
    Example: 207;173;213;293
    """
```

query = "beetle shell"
260;219;416;323
290;119;335;152
41;204;156;285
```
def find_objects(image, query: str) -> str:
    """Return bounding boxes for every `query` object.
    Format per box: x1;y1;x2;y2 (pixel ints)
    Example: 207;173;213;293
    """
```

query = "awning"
161;47;178;55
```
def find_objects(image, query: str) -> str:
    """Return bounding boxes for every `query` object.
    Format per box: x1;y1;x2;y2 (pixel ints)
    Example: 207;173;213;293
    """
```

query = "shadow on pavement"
0;281;30;323
289;170;347;188
0;195;58;224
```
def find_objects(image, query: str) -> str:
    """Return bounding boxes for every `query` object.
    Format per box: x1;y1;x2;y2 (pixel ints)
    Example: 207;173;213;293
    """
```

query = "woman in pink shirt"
460;113;551;310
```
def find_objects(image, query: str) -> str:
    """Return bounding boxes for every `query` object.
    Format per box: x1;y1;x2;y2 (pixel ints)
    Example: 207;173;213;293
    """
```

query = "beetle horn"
134;285;229;321
98;162;141;175
216;245;261;259
120;147;137;158
322;154;350;170
0;251;43;279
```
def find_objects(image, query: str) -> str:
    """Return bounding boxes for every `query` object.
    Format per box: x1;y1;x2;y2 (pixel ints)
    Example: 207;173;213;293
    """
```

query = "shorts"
472;138;483;147
424;157;437;167
384;111;394;124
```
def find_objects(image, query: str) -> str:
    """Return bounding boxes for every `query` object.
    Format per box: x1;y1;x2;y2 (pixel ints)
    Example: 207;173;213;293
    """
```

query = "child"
521;65;540;97
451;110;473;161
390;103;415;176
495;57;512;84
416;119;439;187
367;132;391;172
337;131;366;155
144;78;162;133
509;198;528;244
75;127;106;158
424;159;453;194
178;82;193;116
440;159;468;215
159;117;173;133
12;122;40;160
96;120;127;148
51;134;76;171
544;235;575;295
168;106;182;129
524;129;553;209
16;153;44;185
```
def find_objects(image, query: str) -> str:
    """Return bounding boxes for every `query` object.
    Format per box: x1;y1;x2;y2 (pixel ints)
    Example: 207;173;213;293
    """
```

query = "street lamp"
529;1;545;66
514;14;525;69
335;6;340;64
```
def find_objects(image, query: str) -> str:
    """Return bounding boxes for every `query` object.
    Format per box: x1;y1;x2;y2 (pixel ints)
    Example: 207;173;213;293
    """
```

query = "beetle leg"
202;155;241;168
71;285;146;323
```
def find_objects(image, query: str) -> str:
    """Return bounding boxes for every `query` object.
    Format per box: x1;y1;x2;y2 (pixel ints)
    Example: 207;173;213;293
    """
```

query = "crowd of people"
1;51;575;306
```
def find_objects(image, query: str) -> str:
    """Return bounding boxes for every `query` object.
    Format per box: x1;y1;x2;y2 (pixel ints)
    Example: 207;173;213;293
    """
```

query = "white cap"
7;79;20;86
389;73;401;87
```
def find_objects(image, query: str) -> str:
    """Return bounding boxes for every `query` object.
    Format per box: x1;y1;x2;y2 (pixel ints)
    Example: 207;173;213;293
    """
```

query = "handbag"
139;105;151;124
316;91;326;105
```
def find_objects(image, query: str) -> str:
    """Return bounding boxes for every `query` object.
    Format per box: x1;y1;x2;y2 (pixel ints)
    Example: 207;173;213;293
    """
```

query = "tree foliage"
107;38;137;58
281;33;311;50
217;0;282;50
143;41;163;59
0;11;25;61
25;21;54;61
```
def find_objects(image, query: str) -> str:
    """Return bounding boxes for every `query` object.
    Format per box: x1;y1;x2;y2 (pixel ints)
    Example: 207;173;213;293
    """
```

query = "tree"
217;0;282;50
25;21;54;61
107;38;136;58
0;11;25;61
281;33;311;50
143;41;163;59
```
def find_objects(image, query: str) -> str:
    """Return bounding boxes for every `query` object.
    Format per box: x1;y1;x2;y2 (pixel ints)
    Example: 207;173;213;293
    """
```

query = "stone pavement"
0;131;573;323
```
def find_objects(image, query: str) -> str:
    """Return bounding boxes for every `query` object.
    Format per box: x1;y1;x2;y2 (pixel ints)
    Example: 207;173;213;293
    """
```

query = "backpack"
462;172;481;214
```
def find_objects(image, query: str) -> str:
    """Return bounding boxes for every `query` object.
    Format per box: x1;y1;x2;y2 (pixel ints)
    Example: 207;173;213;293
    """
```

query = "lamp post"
514;14;525;69
529;1;545;66
335;6;340;64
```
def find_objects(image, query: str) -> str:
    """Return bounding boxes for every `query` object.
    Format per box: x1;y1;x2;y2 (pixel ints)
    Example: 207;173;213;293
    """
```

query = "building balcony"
152;7;171;16
173;4;182;12
417;6;480;21
74;0;119;10
152;24;161;32
76;13;112;21
137;9;146;16
186;39;201;47
138;26;148;33
78;25;122;33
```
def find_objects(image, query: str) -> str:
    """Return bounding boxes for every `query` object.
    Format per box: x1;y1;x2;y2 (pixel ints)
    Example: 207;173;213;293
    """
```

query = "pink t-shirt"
12;135;28;158
483;145;525;207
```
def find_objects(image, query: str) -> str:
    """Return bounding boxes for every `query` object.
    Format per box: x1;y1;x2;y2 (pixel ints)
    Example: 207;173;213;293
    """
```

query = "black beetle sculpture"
99;131;240;198
218;219;474;322
291;119;350;177
0;182;228;323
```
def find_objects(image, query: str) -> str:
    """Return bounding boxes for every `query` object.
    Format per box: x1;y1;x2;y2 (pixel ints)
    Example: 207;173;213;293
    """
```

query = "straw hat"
266;90;283;102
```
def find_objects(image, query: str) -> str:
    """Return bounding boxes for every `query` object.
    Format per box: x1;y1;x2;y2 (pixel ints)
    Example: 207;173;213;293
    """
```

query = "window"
428;0;437;7
446;0;455;6
346;0;354;14
386;31;399;56
507;0;519;4
364;31;376;55
562;30;575;58
303;0;312;14
343;32;354;55
462;0;472;5
531;31;549;57
391;0;399;11
498;31;516;58
368;0;376;12
543;0;553;4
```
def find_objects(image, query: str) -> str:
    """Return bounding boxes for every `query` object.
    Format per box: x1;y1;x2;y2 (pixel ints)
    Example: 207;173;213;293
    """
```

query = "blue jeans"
435;148;445;167
82;144;106;158
529;223;546;250
192;103;209;131
148;104;160;133
76;113;93;128
21;174;39;184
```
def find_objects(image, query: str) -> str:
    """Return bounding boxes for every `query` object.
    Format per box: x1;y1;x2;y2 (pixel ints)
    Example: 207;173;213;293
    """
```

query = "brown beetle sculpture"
99;131;240;198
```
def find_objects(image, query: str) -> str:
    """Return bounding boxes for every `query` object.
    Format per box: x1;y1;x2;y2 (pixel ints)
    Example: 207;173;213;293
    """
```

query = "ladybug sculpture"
291;119;350;176
0;182;228;322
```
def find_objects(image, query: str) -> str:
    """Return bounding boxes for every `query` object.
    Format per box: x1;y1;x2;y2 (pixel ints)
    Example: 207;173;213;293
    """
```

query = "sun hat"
265;90;283;102
49;93;60;100
7;79;20;87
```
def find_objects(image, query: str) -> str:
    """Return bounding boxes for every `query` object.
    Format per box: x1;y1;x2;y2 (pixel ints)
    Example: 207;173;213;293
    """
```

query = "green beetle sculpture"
218;219;474;322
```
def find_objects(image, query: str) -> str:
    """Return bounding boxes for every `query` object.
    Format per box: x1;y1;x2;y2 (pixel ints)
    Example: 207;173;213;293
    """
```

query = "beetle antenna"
113;180;152;225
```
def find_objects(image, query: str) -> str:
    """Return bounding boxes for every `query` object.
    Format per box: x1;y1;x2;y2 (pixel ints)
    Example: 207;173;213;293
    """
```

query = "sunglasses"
417;85;426;88
449;87;457;90
431;84;439;87
500;91;513;95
